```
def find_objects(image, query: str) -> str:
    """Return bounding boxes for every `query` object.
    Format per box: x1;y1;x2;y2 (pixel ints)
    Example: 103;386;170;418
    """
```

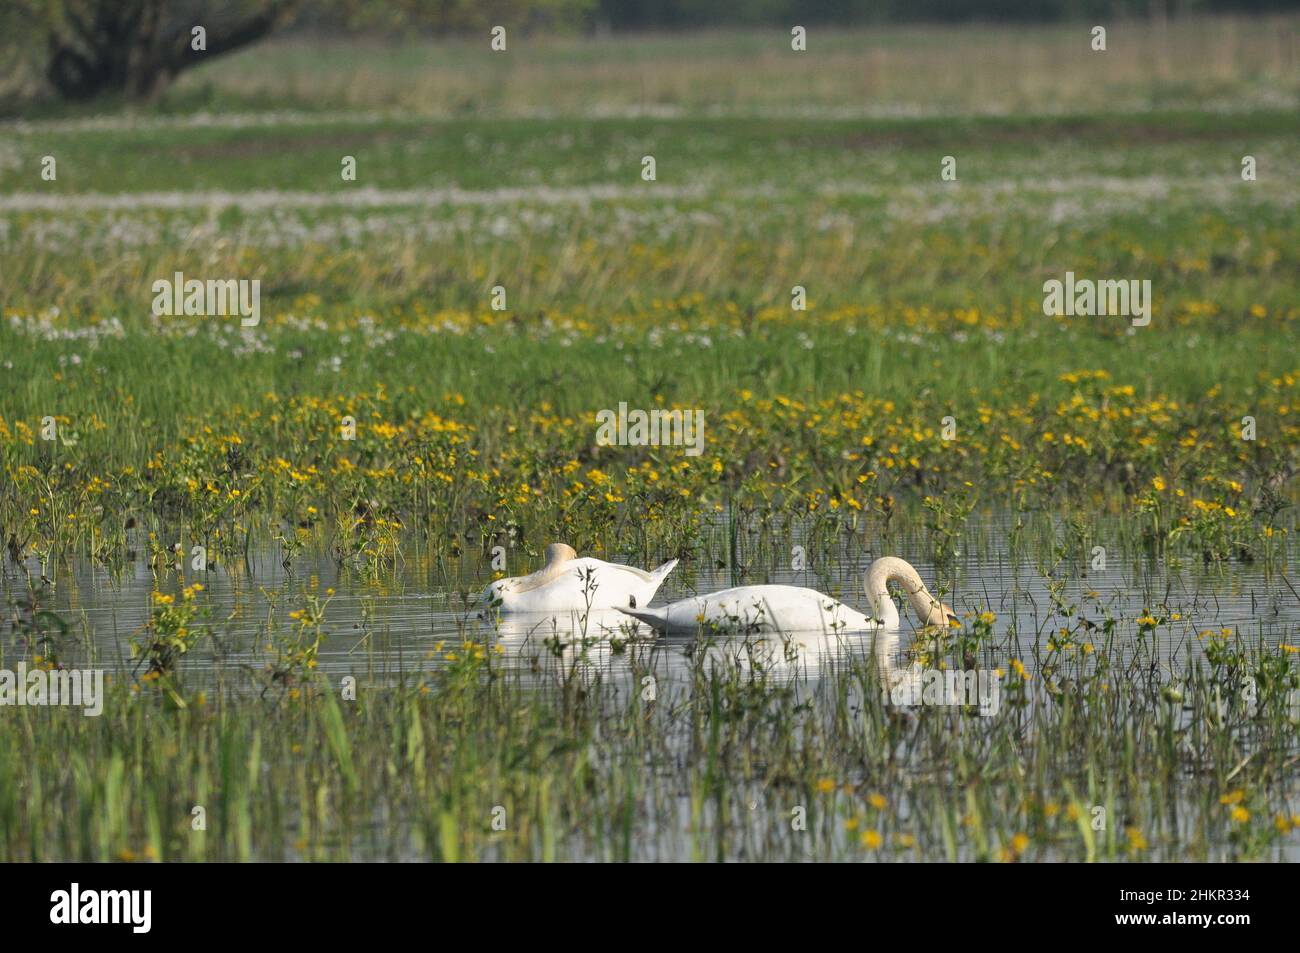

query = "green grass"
4;109;1297;194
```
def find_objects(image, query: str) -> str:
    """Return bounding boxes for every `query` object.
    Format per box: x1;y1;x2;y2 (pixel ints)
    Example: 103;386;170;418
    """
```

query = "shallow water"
5;511;1297;685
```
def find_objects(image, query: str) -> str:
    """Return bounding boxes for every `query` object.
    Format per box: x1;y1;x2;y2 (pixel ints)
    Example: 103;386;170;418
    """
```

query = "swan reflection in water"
476;607;923;696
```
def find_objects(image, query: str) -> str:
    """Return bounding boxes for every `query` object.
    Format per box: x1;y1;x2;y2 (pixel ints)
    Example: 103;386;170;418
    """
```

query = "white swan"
482;543;679;614
618;556;955;635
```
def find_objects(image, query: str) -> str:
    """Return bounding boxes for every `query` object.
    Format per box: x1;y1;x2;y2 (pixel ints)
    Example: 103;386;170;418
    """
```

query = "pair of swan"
482;545;954;634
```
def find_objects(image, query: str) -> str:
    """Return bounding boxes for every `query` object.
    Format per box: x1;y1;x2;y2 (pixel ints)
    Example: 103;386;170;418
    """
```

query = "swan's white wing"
571;557;653;582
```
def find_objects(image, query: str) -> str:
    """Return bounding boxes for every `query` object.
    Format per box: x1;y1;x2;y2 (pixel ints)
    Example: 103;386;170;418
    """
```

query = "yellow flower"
1126;826;1148;851
815;778;835;794
867;792;886;810
861;830;882;849
1230;806;1250;824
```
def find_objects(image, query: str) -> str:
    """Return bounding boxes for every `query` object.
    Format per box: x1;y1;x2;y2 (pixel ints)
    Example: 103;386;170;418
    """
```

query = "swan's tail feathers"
618;606;669;632
651;558;679;582
644;558;679;599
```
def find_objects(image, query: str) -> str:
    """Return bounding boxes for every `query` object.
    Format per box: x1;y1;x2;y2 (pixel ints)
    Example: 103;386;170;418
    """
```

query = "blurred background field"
100;16;1300;118
3;10;1298;118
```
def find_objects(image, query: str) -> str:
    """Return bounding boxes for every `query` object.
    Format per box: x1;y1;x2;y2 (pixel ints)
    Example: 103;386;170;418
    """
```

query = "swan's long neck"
865;557;947;628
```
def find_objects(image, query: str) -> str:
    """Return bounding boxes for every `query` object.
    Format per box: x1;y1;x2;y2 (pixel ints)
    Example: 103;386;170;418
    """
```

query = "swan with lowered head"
482;543;679;614
618;556;955;634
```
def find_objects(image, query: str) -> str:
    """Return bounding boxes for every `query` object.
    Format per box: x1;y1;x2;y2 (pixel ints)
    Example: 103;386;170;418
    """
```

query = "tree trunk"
45;0;297;102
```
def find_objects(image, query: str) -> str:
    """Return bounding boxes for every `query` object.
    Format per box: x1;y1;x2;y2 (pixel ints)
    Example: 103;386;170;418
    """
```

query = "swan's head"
916;598;959;630
480;576;515;612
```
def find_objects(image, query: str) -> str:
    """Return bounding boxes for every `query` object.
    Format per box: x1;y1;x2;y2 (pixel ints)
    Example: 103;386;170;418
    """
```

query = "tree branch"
164;1;301;76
